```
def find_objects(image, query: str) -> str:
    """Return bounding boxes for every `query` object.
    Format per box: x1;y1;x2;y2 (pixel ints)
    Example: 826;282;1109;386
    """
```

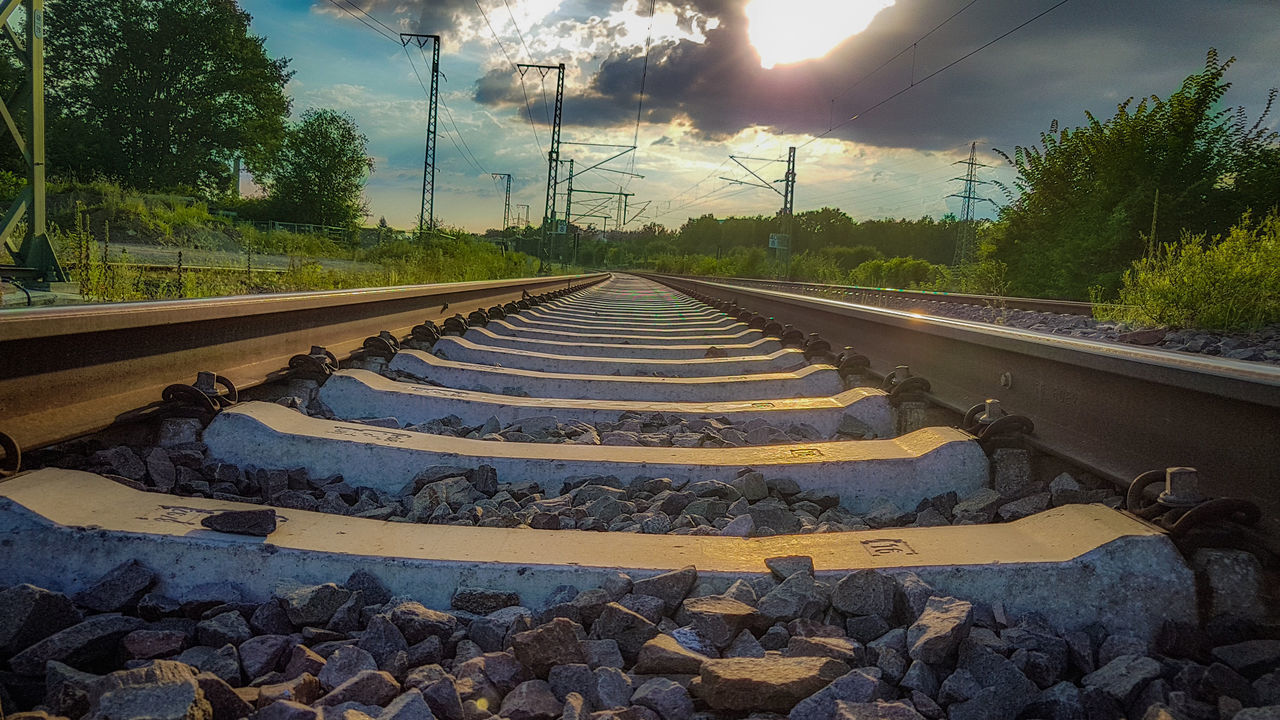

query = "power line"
831;0;981;103
805;0;1072;150
626;0;658;189
338;0;399;37
324;0;396;42
473;0;545;156
502;0;535;61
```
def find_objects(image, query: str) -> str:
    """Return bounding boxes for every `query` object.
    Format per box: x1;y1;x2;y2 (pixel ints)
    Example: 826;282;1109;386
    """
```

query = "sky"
238;0;1279;233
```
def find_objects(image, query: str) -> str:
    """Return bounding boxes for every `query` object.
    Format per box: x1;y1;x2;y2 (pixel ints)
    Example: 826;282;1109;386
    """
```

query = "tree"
36;0;292;194
262;109;374;227
987;50;1280;299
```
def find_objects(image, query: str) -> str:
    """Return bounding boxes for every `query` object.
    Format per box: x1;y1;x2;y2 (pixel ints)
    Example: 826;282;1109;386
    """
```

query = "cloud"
468;0;1279;153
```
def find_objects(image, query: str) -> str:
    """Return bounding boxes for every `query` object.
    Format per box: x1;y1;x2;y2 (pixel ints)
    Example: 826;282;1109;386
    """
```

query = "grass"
1094;210;1280;332
29;179;542;302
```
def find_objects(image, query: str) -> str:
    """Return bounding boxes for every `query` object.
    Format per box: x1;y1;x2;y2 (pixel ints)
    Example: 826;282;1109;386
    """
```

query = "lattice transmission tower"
948;142;995;265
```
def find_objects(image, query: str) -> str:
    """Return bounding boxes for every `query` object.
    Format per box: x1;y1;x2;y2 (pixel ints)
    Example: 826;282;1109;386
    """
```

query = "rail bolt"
976;399;1008;424
1158;467;1208;508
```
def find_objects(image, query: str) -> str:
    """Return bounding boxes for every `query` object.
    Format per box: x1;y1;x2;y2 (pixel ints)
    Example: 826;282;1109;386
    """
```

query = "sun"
744;0;895;69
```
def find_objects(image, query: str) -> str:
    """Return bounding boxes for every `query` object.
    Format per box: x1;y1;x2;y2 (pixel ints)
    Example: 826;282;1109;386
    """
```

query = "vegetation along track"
0;273;1278;720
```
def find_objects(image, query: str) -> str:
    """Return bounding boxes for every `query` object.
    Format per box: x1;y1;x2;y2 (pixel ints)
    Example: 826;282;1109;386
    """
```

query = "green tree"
38;0;292;194
262;109;374;227
988;50;1280;299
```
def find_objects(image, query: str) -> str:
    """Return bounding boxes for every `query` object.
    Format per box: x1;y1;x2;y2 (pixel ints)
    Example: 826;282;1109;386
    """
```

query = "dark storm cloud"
570;0;1279;151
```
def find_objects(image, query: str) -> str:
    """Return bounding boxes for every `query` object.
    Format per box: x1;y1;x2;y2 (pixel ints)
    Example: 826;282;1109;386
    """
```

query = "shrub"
1103;210;1280;332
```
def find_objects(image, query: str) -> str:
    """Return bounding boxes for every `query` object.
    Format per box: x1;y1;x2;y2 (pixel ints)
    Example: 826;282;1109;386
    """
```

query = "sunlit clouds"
744;0;894;69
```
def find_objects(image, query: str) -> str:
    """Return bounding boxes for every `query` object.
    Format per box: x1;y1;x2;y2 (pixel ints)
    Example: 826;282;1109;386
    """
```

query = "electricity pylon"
401;33;441;237
949;142;996;266
516;62;565;263
491;173;512;231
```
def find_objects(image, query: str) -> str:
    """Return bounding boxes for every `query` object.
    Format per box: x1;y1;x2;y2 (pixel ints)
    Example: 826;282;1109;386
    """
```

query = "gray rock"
845;616;891;644
560;692;588;720
251;600;295;636
620;594;667;624
1191;549;1266;620
674;596;757;649
387;602;458;644
634;633;708;675
992;449;1031;496
198;611;252;648
698;657;849;713
718;514;755;537
583;638;625;670
252;700;323;719
1212;639;1280;676
766;555;815;580
946;642;1038;720
91;446;146;479
452;588;520;615
831;571;896;619
590;603;659;662
1081;654;1163;706
749;505;802;534
632;567;697;614
789;668;889;720
379;689;435;720
938;669;981;705
346;570;391;607
997;492;1051;522
725;630;766;658
9;613;145;675
907;596;972;664
831;701;924;720
319;646;379;691
360;615;409;671
511;617;587;678
44;659;99;719
470;605;533;652
632;677;693;720
240;634;291;680
89;661;212;720
548;663;594;703
316;670;401;708
498;679;563;720
280;584;352;627
1022;681;1084;720
1049;473;1085;506
758;572;828;622
200;508;277;536
900;661;937;697
591;666;633;710
787;636;866;666
1235;708;1280;720
174;644;242;686
0;584;82;655
403;666;463;720
74;560;156;613
950;488;1002;521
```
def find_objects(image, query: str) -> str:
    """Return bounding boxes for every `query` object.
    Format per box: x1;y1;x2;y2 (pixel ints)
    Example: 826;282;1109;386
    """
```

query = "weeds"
1096;210;1280;332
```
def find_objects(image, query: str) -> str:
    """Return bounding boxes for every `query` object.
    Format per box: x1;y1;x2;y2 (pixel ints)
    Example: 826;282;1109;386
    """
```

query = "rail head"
664;274;1098;316
0;273;610;452
648;273;1280;546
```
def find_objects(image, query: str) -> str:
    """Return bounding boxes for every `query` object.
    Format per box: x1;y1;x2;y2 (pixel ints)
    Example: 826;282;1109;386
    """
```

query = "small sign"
556;220;568;234
768;233;790;249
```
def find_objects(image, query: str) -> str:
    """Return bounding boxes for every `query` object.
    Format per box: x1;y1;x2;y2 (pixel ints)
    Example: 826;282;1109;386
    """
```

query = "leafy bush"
849;256;941;288
1102;210;1280;332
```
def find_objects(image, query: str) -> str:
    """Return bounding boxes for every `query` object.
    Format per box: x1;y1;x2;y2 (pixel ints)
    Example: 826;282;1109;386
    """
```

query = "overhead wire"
624;0;659;195
324;0;397;42
801;0;1072;151
473;0;546;155
402;45;486;176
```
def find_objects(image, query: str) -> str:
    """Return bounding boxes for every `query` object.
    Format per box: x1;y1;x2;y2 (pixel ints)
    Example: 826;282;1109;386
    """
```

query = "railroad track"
664;275;1097;316
0;273;1276;720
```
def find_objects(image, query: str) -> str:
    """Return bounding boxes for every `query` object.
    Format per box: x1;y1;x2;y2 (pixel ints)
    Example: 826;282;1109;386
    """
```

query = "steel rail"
0;273;608;453
662;274;1096;316
647;274;1280;544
